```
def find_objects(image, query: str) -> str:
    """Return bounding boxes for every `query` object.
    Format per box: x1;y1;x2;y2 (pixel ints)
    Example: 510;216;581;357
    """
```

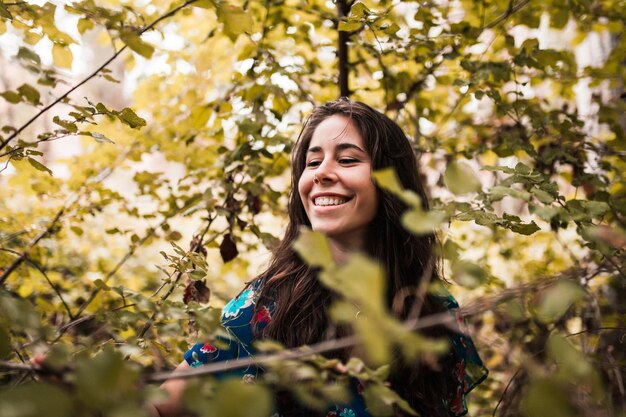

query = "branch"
137;216;217;339
336;0;351;98
483;0;531;30
145;309;458;383
0;208;66;287
0;143;135;288
0;0;198;154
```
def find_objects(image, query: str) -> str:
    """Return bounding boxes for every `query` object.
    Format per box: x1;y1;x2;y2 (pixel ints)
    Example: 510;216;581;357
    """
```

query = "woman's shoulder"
221;278;264;322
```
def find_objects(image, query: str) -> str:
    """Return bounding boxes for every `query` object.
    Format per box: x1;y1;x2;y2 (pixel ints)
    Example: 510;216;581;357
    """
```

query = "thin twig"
0;0;198;153
145;309;458;382
137;216;216;339
0;207;66;287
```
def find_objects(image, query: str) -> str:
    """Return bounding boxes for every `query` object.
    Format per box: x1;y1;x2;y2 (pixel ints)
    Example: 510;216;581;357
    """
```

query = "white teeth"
314;197;348;206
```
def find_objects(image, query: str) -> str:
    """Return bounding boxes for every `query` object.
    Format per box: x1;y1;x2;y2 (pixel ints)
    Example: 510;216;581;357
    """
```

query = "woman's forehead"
308;114;364;148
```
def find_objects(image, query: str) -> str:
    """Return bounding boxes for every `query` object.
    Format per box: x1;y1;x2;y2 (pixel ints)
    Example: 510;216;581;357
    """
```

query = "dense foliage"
0;0;624;416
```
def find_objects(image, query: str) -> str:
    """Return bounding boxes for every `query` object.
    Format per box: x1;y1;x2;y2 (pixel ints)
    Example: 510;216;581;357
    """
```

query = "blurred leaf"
363;383;417;417
521;378;574;417
535;281;585;324
88;132;115;144
77;18;94;34
210;379;273;417
0;3;12;19
52;44;73;69
217;5;253;42
451;260;488;288
27;157;53;175
547;334;593;379
17;84;40;105
117;107;147;129
293;228;334;268
401;209;446;235
0;383;72;417
338;21;361;31
0;91;21;103
444;161;481;194
373;168;421;207
120;31;154;58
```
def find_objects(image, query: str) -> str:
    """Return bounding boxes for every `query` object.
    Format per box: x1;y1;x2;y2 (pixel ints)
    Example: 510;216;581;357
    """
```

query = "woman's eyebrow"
306;143;366;154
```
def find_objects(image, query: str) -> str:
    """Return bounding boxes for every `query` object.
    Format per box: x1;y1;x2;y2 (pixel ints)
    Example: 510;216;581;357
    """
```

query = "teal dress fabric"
184;279;488;416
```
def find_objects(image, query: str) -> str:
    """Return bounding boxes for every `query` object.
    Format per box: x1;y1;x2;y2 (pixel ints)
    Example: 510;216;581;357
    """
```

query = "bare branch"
0;0;199;154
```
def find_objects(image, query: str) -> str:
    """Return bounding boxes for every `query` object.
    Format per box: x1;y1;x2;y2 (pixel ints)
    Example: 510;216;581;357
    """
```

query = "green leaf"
509;221;540;235
338;21;362;31
91;132;115;144
53;116;78;133
531;187;555;204
547;334;593;379
0;3;12;19
77;18;94;34
52;43;73;69
349;2;370;18
444;161;481;194
320;254;385;314
534;281;585;324
117;108;147;129
17;47;40;65
17;84;41;105
401;209;446;235
208;379;273;417
27;157;53;175
0;91;21;104
521;378;574;417
293;228;334;268
451;260;488;288
373;168;421;207
120;31;154;58
217;5;253;42
0;383;73;417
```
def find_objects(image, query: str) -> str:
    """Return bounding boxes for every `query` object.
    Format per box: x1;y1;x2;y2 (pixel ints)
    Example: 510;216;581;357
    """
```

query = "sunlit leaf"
401;209;446;235
373;168;421;207
0;3;12;19
293;228;334;268
52;44;73;69
444;161;481;194
120;31;155;58
27;157;53;175
217;5;253;42
117;107;147;129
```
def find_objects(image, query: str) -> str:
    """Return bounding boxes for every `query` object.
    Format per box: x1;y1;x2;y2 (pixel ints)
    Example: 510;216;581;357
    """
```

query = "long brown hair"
252;98;454;416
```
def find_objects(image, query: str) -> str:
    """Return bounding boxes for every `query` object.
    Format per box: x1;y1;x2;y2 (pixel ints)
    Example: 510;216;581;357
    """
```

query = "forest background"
0;0;624;416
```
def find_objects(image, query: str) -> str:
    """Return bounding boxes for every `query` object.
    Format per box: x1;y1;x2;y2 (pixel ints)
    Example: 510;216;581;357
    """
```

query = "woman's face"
298;115;378;249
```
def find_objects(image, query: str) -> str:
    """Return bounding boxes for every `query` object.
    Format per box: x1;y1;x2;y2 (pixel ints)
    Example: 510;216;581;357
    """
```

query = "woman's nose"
314;160;337;183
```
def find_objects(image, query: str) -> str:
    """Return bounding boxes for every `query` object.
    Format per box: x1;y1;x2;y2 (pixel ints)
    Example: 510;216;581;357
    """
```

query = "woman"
149;99;487;417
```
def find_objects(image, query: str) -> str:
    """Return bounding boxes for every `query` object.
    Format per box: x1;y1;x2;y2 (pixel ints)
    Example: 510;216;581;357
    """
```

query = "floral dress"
184;280;488;416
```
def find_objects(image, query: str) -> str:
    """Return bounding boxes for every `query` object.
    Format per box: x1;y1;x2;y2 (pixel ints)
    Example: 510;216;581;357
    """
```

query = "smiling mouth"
314;196;351;206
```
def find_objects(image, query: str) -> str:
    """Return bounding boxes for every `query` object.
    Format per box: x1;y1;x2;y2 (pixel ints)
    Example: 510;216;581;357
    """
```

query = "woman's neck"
327;234;365;265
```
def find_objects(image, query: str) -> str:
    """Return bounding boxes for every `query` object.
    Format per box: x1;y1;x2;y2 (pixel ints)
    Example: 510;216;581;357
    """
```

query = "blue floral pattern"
184;279;487;416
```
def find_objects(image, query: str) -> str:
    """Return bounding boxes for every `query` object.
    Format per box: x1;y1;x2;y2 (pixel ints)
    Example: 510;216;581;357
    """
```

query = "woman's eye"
339;158;358;164
306;160;321;167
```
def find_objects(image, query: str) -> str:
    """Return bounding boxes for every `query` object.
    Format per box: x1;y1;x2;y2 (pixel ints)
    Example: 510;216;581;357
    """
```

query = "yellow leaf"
52;44;73;69
292;228;334;268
